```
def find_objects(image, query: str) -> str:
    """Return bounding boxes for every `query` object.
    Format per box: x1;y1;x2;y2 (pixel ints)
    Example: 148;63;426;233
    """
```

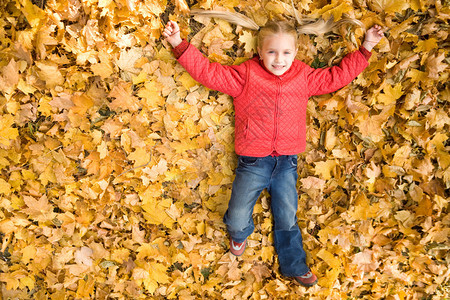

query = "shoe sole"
294;277;318;287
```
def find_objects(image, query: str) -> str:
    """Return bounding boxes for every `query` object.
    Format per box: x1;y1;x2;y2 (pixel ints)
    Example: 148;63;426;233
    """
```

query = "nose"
275;53;282;62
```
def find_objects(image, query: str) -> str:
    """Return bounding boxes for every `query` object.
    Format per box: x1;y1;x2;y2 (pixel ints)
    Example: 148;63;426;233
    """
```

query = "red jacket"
173;40;371;157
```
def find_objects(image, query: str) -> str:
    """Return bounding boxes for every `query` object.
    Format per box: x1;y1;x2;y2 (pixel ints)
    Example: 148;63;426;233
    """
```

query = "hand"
162;21;182;48
362;25;385;51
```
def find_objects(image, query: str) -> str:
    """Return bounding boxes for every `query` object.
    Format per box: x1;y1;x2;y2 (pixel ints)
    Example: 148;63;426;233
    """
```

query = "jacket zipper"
272;77;282;151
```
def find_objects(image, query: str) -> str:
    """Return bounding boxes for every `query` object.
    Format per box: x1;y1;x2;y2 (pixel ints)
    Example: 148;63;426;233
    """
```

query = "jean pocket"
288;155;298;167
239;156;260;166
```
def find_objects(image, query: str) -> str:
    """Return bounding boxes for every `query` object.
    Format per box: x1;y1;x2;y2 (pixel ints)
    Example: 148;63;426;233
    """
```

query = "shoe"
294;270;318;287
229;238;247;256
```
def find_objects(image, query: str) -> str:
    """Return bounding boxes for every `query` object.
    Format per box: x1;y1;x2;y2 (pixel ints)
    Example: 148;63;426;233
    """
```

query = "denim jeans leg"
269;155;309;276
223;156;273;243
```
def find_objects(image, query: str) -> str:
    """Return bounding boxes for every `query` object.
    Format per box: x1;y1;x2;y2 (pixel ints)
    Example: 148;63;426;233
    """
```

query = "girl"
163;15;384;287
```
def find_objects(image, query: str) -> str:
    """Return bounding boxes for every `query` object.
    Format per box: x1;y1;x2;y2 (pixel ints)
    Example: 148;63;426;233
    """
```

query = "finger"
168;21;177;30
164;22;172;32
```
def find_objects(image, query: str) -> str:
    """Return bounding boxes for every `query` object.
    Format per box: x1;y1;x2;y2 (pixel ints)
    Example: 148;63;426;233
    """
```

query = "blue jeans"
223;155;309;277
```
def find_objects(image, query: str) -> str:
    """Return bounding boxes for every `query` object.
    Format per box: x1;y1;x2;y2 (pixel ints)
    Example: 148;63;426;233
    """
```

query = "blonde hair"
190;9;365;46
256;20;298;50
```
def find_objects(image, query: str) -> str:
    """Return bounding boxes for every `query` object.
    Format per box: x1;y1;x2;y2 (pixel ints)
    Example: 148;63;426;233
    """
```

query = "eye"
284;51;291;55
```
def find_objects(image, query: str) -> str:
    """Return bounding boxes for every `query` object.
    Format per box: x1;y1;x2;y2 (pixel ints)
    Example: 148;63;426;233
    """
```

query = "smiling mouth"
272;65;285;69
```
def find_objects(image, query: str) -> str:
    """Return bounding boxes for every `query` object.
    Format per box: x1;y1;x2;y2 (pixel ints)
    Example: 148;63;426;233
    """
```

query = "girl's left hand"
362;25;385;51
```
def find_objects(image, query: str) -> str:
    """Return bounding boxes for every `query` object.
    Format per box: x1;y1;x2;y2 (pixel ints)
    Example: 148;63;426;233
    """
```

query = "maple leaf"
35;24;58;59
426;51;448;80
356;105;395;142
117;47;143;75
0;115;19;147
0;178;12;196
352;249;380;272
22;195;56;222
314;160;337;180
239;30;256;53
250;262;271;282
74;246;94;266
313;2;352;21
108;81;141;112
376;83;403;105
35;61;65;88
0;59;20;94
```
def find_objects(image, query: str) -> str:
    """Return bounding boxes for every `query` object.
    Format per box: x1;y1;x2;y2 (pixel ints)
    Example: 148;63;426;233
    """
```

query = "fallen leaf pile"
0;0;449;298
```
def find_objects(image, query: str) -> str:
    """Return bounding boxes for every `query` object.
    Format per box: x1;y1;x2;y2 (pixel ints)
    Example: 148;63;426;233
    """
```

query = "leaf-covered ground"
0;0;449;299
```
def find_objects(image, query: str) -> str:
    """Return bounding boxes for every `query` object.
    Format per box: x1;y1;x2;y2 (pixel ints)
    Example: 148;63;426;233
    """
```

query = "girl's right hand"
163;21;182;48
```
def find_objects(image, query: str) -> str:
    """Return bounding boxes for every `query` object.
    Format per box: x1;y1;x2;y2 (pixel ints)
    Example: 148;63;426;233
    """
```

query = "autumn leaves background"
0;0;449;298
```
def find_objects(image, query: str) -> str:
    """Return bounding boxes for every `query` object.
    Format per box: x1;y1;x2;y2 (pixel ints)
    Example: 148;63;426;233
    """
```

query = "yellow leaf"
178;72;198;90
239;30;256;53
140;188;174;227
21;245;36;264
407;69;427;83
0;219;16;235
415;196;433;216
150;263;170;283
132;71;148;85
137;80;165;108
317;226;341;244
356;106;395;142
426;132;447;152
0;114;19;146
314;160;337;180
17;0;45;27
19;276;35;290
35;61;65;88
175;0;189;13
0;272;20;290
136;244;159;260
91;62;114;79
128;148;151;167
0;178;11;195
436;148;450;169
143;277;158;294
392;145;411;167
196;221;206;235
111;249;130;264
414;38;438;53
324;126;338;150
349;193;379;220
377;83;403;105
97;141;108;160
318;266;341;288
384;0;410;14
22;195;55;222
395;210;414;227
317;249;341;269
314;2;353;21
70;93;94;115
0;59;19;94
265;1;287;15
261;246;275;262
108;81;140;112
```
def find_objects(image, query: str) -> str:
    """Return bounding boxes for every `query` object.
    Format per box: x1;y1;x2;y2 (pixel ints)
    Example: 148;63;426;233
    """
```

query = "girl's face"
258;33;297;76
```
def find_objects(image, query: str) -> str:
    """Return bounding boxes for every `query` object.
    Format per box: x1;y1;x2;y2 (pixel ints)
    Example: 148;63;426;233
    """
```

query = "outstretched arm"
307;25;385;96
162;21;246;98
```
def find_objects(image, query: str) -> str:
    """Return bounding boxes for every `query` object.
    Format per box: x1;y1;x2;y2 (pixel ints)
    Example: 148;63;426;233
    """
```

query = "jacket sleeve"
306;47;372;97
173;41;247;98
